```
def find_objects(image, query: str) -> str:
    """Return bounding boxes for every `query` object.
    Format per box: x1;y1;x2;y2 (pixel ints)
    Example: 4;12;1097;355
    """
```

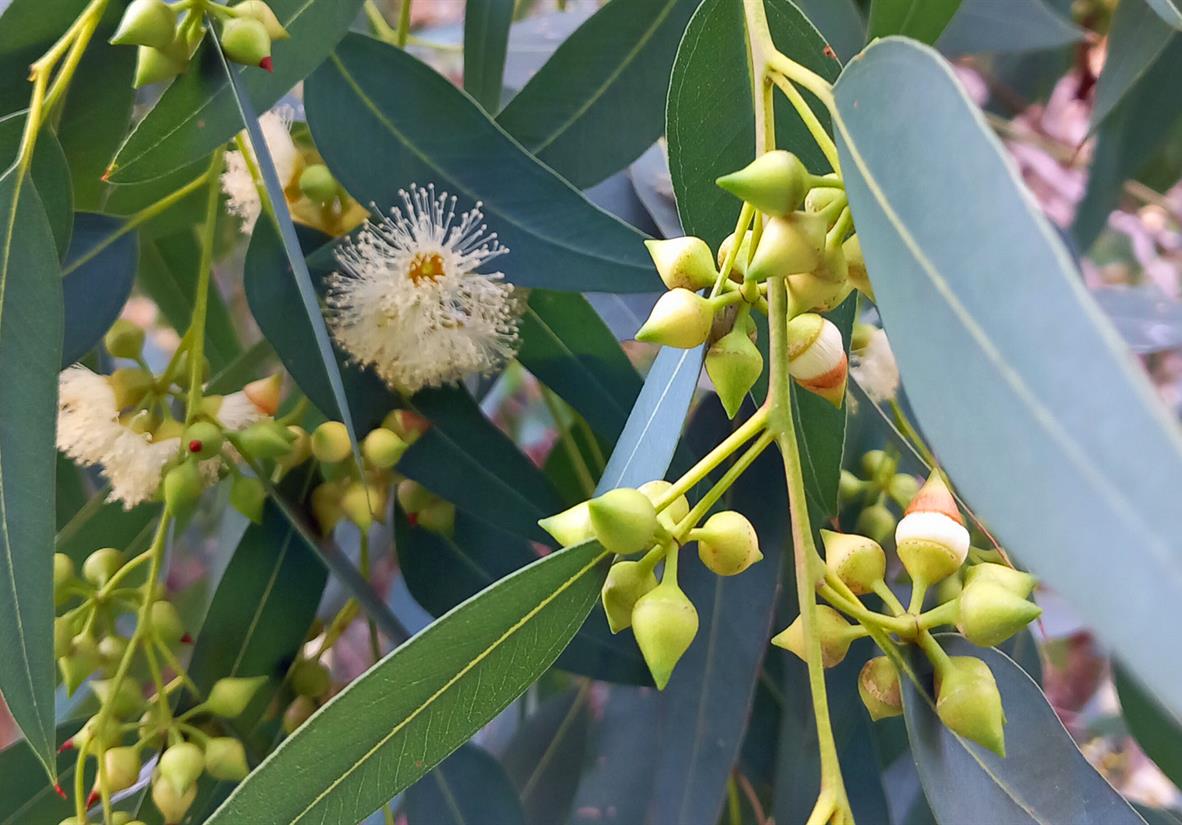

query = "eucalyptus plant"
0;0;1180;823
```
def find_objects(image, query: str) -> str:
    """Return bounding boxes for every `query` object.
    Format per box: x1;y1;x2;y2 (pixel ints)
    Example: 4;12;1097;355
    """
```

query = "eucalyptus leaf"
502;688;592;825
936;0;1082;57
1114;665;1182;790
1090;0;1176;132
867;0;961;43
60;213;137;366
0;113;72;257
305;34;657;293
1144;0;1182;29
405;744;526;825
568;688;661;825
464;0;515;112
793;0;866;62
0;722;83;824
835;36;1182;716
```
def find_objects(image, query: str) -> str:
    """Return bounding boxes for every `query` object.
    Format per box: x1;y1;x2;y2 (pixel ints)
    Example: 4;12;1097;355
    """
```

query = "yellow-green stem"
768;72;840;173
542;388;595;499
674;430;774;539
186;150;225;422
656;405;769;510
396;0;412;47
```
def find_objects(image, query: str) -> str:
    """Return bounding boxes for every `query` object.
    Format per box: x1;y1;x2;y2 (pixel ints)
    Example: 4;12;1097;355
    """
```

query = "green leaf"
55;493;160;566
794;0;866;61
936;0;1082;56
405;744;526;825
304;34;657;293
108;0;365;183
835;36;1182;716
568;688;661;825
0;0;90;114
0;722;83;824
900;635;1143;824
0;113;72;258
206;539;611;825
517;289;643;442
1091;0;1176;132
0;167;63;778
464;0;515;112
502;688;592;825
1144;0;1182;29
867;0;961;43
60;214;137;365
1115;665;1182;790
495;0;701;189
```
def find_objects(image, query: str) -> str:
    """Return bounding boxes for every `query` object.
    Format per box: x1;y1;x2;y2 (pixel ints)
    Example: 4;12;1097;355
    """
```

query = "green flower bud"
417;499;455;537
82;547;124;587
152;761;199;820
133;44;185;89
163;460;203;519
150;600;186;646
786;312;848;407
601;559;658;634
103;318;147;359
745;212;826;283
705;328;763;419
58;649;99;695
183;421;223;460
538;501;594;548
291;659;331;699
53;617;74;658
935;573;963;606
175;350;211;385
694;511;762;576
73;714;117;752
341;481;385;529
276;425;312;469
111;813;137;825
53;553;75;603
230;474;267;523
635;288;715;349
858;656;903;721
785;270;853;317
638;480;690;533
771;605;857;668
207;675;268;718
716;231;752;279
587;488;659;555
935;656;1006;756
299;164;338;205
896;472;969;586
842;235;874;301
855;504;896;547
813;243;849;284
716;150;809;217
111;0;177;49
644;237;718;292
204;736;250;781
283;695;316;734
888;473;920;509
220;17;271;69
956;579;1041;647
312;421;352;464
803;181;842;213
103;746;142;793
238;420;297;459
382;409;430;445
108;367;154;410
396;478;436;513
311;482;344;534
632;581;698;689
362;427;407;470
91;677;144;718
859;450;895;483
821;529;885;595
838;470;867;503
963;562;1037;599
234;0;289;40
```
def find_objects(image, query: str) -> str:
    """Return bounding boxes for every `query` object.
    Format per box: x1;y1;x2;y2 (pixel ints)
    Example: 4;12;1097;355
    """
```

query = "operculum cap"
896;472;969;584
632;581;699;689
238;420;297;459
935;656;1006;756
538;501;594;548
111;0;177;49
772;604;857;668
786;313;847;407
715;150;809;217
956;579;1041;647
243;372;284;415
635;288;715;349
964;561;1037;598
158;742;204;796
587;488;659;555
821;529;886;595
695;511;762;576
858;656;903;721
601;560;658;633
786;270;853;317
220;17;272;68
705;328;764;419
644;237;718;291
745;212;826;282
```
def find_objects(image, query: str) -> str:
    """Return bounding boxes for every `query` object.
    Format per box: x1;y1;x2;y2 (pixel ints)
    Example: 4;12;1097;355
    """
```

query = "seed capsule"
787;313;847;407
895;472;969;585
635;288;715;349
935;656;1006;756
632;581;698;689
601;560;658;634
858;656;903;720
644;237;718;291
821;529;885;595
694;511;763;576
715;150;809;217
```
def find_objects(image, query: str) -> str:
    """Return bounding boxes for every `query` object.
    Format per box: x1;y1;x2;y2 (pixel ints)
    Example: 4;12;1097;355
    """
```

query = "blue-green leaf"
464;0;515;112
1090;0;1177;132
1144;0;1182;30
405;745;526;825
1115;665;1182;790
60;214;137;365
568;688;661;825
867;0;961;43
937;0;1082;56
501;688;591;825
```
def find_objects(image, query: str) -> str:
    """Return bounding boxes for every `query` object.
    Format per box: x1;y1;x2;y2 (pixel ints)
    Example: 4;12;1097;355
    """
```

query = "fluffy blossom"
220;106;301;233
326;184;521;392
851;327;899;403
214;391;269;430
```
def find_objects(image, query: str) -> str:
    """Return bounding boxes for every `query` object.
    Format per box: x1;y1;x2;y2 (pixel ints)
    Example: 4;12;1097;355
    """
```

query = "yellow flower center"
407;252;445;285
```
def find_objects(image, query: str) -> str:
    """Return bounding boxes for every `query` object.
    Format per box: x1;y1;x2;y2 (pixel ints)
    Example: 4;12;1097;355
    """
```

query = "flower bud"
58;648;100;695
786;313;847;407
230;474;267;523
635;289;714;349
601;560;658;634
821;529;885;595
644;237;717;292
855;504;896;546
772;604;857;668
299;164;338;205
311;481;343;534
363;427;407;469
936;574;963;605
150;600;185;646
860;449;895;482
291;659;331;699
705;328;763;419
715;151;810;216
396;479;435;513
341;481;386;529
842;235;874;300
956;579;1041;647
220;17;272;70
243;373;284;416
804;182;842;213
283;695;317;734
234;0;290;40
632;582;698;689
53;552;75;600
82;547;124;587
963;562;1037;599
638;480;690;533
73;714;117;752
538;501;594;548
888;473;920;509
694;511;762;576
717;232;752;279
276;425;312;469
103;746;142;793
745;212;826;282
382;409;430;444
858;656;903;720
895;472;969;585
54;617;74;658
417;499;455;536
238;420;297;459
312;421;352;464
133;44;185;89
204;736;250;781
785;270;853;317
935;656;1006;756
587;488;659;555
184;421;223;460
104;319;146;359
159;742;204;796
108;367;154;410
91;677;143;718
111;0;177;49
152;766;198;822
837;470;867;503
206;675;268;718
163;459;203;519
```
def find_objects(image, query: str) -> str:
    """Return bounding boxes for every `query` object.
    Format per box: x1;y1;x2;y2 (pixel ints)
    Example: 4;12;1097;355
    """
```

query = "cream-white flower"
214;390;269;431
102;433;182;509
57;366;124;465
220;106;301;234
327;184;521;393
851;327;899;403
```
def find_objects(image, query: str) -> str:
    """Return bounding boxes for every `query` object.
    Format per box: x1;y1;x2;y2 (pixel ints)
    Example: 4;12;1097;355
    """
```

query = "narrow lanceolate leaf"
108;0;364;183
0;722;82;824
900;636;1142;825
936;0;1082;57
463;0;515;113
205;540;611;825
501;688;592;825
1090;0;1177;132
305;34;657;293
404;745;526;825
1114;665;1182;790
1144;0;1182;29
60;214;137;365
835;36;1182;715
867;0;962;43
0;168;63;778
495;0;701;189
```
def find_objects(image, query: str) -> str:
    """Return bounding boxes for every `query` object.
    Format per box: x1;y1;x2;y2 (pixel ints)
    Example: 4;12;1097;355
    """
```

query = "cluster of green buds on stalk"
110;0;287;88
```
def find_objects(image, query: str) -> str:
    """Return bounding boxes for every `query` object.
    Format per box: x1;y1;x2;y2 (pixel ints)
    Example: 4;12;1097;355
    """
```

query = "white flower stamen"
851;327;899;403
220;106;301;234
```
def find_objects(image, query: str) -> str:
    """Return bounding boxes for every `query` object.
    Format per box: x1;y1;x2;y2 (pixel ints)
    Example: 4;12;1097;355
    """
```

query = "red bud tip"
100;166;113;183
180;632;193;644
188;439;203;453
86;789;99;808
406;512;418;527
54;784;67;799
58;738;74;753
259;56;273;72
